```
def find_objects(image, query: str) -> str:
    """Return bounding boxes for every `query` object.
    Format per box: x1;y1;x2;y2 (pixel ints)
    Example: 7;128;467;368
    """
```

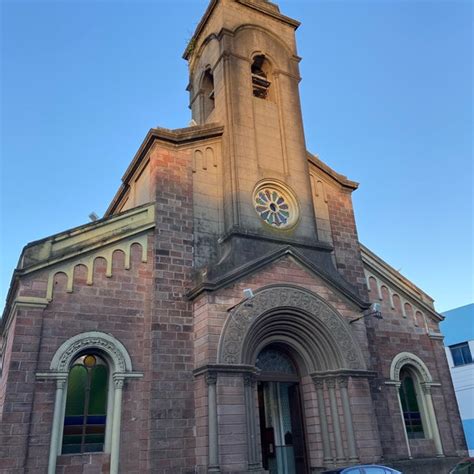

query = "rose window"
254;188;291;227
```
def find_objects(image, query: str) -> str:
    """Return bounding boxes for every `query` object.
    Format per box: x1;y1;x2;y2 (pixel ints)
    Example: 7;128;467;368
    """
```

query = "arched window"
201;69;215;122
62;353;109;454
389;352;444;457
399;367;424;439
251;55;272;100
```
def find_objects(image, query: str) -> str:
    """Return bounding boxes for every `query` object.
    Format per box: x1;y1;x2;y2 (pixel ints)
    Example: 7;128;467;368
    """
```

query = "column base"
208;466;220;473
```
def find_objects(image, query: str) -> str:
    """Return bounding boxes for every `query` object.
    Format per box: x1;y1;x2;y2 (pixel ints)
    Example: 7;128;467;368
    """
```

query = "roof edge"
106;123;224;216
360;243;442;321
307;152;359;190
183;0;300;60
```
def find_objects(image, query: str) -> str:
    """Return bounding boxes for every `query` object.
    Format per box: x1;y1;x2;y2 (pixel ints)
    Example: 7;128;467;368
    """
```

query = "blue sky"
1;0;472;312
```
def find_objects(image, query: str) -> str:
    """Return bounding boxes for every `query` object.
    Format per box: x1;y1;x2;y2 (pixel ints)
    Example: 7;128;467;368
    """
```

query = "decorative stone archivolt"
50;331;133;374
387;351;444;458
217;285;366;371
389;352;433;384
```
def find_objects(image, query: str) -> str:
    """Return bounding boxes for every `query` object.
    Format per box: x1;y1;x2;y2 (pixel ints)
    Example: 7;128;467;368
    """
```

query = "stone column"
47;375;68;474
394;382;412;459
313;379;333;465
244;374;261;471
207;372;220;473
110;374;125;474
326;378;345;462
338;377;358;462
422;384;444;457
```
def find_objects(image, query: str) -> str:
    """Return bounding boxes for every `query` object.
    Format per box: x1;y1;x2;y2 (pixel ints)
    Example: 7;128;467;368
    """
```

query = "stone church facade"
0;1;467;473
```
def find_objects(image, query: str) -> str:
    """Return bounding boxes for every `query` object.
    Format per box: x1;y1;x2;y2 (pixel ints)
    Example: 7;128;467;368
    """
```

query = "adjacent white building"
442;303;474;456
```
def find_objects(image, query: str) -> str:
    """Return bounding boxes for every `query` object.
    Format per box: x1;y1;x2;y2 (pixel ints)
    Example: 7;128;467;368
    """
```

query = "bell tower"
185;0;318;240
185;0;360;299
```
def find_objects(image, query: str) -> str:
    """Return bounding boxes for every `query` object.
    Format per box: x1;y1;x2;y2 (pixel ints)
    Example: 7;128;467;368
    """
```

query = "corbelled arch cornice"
217;285;366;371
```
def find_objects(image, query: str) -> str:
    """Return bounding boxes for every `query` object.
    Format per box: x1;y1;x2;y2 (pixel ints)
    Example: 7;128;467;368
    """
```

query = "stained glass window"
62;354;108;454
256;348;297;375
254;188;291;228
399;368;424;439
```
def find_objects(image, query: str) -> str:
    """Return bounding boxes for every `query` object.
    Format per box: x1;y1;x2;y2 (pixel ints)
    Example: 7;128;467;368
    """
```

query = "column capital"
206;371;218;386
56;376;68;390
113;374;125;389
337;376;349;389
313;378;325;390
243;373;255;386
325;378;336;390
421;383;432;395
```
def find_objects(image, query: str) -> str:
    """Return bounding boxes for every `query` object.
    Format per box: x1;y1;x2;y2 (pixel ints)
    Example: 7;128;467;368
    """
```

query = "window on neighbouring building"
399;367;425;439
450;342;473;367
62;353;109;454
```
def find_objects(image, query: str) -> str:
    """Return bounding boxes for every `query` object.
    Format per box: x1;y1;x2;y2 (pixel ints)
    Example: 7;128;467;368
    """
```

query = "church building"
0;1;467;473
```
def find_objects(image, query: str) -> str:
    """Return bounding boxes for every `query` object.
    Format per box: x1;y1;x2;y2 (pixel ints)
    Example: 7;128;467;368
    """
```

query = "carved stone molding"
217;285;365;370
206;372;218;386
390;352;433;384
113;374;125;389
50;331;133;374
313;378;325;390
243;373;255;386
337;376;349;389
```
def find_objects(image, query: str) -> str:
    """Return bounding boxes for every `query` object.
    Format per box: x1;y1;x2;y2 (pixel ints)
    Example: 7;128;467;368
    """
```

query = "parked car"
449;458;474;474
322;465;402;474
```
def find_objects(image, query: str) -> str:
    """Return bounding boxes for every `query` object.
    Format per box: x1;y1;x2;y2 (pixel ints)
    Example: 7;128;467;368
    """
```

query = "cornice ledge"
307;152;359;190
19;204;155;274
193;364;258;377
236;0;300;29
310;369;377;380
150;123;224;145
13;296;50;309
187;244;369;310
360;243;442;321
428;331;445;341
183;0;299;60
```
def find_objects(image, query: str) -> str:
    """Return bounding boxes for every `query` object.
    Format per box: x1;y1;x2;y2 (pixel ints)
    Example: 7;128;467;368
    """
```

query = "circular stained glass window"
254;184;298;229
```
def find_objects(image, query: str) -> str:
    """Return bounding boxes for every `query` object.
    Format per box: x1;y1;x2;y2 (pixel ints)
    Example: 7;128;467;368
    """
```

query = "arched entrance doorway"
256;345;308;474
217;285;368;471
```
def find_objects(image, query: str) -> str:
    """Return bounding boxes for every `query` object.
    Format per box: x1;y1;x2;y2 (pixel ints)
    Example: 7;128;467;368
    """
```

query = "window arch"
39;331;141;474
251;55;273;100
399;366;425;439
201;68;215;122
62;352;109;454
388;352;444;457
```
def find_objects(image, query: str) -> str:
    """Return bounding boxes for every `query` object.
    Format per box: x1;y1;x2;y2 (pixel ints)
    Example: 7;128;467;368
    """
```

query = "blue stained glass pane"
64;415;85;426
87;415;107;425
